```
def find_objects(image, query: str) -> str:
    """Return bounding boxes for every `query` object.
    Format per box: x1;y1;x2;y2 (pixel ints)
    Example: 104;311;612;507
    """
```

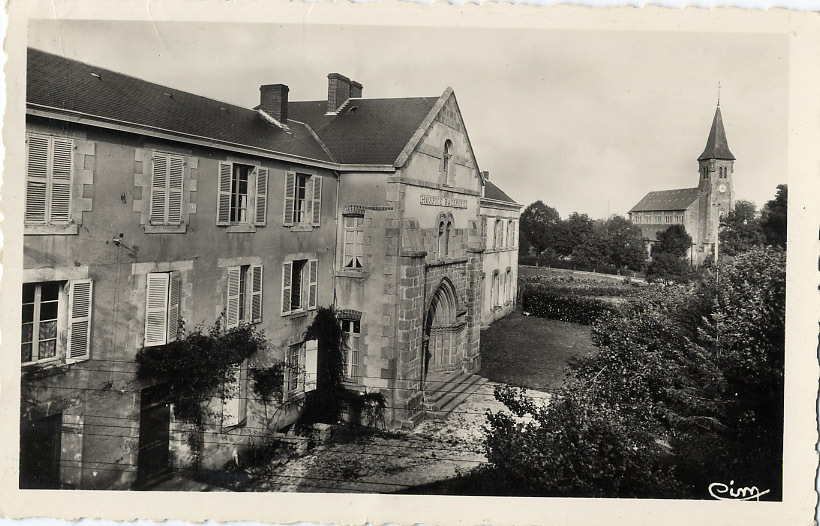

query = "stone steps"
424;370;488;419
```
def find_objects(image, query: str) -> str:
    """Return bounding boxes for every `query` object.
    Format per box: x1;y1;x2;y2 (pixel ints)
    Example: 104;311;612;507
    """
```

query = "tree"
760;184;787;249
719;200;765;256
654;224;692;258
298;306;348;426
555;212;595;258
482;247;786;498
647;225;693;283
519;201;561;257
605;215;647;271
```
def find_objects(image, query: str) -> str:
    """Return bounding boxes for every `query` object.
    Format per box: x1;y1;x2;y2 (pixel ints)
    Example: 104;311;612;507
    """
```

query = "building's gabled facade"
629;105;735;265
19;53;521;489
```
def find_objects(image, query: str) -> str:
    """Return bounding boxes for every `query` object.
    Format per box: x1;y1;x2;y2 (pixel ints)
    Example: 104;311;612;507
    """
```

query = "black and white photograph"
1;2;818;525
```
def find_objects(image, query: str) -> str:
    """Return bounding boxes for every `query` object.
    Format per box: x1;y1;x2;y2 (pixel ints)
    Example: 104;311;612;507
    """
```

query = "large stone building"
19;49;520;489
629;104;735;265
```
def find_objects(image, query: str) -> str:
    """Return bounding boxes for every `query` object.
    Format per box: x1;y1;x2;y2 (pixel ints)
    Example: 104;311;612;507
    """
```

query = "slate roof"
483;181;517;204
288;97;439;165
629;187;699;212
698;106;735;161
26;48;334;163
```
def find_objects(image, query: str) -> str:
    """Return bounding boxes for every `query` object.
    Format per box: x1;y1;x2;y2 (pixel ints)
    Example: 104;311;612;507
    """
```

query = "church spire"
698;104;735;161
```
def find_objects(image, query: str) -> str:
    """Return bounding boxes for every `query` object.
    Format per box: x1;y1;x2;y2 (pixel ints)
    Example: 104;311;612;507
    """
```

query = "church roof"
698;105;735;161
629;187;699;212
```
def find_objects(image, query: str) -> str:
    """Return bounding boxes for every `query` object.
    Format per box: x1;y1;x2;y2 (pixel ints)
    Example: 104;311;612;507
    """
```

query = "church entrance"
423;279;459;389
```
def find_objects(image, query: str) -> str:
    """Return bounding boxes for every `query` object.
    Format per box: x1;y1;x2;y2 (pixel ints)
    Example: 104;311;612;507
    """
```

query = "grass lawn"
479;308;597;390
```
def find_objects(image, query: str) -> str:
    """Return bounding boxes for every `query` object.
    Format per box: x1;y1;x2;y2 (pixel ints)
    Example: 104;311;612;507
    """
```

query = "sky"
28;20;789;219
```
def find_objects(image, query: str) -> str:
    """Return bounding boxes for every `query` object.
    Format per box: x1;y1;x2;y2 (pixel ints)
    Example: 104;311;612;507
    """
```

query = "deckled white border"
1;2;818;525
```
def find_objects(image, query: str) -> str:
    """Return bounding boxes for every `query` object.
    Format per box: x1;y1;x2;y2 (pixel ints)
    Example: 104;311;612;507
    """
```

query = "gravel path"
247;381;550;493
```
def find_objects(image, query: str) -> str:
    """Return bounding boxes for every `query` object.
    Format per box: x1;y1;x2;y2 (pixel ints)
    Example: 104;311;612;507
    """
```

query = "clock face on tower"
718;184;727;193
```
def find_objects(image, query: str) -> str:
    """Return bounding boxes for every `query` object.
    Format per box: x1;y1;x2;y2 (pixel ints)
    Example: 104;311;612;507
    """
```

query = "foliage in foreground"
484;246;786;499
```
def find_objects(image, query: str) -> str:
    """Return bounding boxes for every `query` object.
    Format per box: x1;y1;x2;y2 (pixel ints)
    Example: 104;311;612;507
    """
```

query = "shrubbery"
519;275;639;324
483;247;786;499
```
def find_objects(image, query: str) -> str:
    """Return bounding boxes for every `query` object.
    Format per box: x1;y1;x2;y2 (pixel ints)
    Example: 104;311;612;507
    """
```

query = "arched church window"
438;220;445;259
445;220;452;257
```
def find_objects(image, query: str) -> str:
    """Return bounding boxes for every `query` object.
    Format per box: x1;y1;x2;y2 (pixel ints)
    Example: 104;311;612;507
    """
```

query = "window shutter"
217;162;232;226
145;273;169;346
281;261;292;315
308;259;318;310
226;266;241;329
150;154;168;224
167;271;181;342
168;156;184;224
25;135;50;224
250;264;263;323
283;172;296;226
67;279;93;363
238;362;248;423
304;340;318;392
311;176;322;226
255;168;269;226
222;364;241;428
50;137;73;224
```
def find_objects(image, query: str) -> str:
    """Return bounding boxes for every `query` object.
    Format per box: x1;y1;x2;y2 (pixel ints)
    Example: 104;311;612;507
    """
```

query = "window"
226;265;263;328
442;140;453;185
341;319;361;380
343;216;364;269
285;343;301;393
507;220;514;248
25;134;73;225
22;280;92;365
438;220;446;258
284;172;322;226
149;153;184;225
506;269;513;303
491;272;499;308
654;214;662;224
281;259;318;315
216;162;269;227
144;272;181;347
445;220;452;256
222;361;248;429
665;214;672;224
495;219;503;249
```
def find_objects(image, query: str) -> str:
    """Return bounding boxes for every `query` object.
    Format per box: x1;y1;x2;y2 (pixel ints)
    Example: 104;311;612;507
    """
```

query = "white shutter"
145;273;169;346
217;162;233;226
167;271;181;342
304;340;318;392
67;279;93;363
168;156;184;224
250;264;263;323
49;137;73;224
281;261;292;315
255;168;269;226
226;266;241;329
25;135;50;224
307;259;318;310
305;177;314;225
283;171;295;226
149;154;168;224
311;175;322;226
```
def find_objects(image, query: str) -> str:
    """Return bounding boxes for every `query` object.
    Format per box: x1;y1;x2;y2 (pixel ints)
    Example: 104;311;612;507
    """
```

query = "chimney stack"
350;80;363;99
327;73;363;113
482;170;490;181
260;84;289;124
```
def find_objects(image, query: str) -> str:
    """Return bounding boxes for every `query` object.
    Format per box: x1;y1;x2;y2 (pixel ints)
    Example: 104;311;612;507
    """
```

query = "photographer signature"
708;480;770;501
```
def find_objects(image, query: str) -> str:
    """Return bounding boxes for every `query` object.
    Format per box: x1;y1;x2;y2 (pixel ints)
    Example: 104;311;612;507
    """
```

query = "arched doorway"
423;279;459;388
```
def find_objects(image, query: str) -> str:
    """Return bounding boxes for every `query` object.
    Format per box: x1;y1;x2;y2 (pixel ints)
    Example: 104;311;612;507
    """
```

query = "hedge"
520;283;616;325
521;275;641;298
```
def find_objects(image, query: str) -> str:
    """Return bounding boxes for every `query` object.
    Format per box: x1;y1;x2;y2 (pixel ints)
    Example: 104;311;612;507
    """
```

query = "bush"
520;282;615;325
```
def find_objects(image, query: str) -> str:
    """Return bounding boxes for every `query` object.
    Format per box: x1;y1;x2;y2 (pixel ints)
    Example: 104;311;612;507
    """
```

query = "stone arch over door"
423;277;462;384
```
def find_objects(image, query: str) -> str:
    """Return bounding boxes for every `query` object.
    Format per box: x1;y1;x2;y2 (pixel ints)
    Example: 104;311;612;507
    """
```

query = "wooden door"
19;413;62;489
136;384;171;487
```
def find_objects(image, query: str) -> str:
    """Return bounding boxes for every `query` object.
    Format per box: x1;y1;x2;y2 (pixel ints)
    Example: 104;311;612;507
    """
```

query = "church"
629;103;735;266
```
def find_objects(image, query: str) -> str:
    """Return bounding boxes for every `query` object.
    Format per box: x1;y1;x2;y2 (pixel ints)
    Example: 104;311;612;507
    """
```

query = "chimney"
350;80;363;99
327;73;351;113
482;170;490;182
260;84;289;124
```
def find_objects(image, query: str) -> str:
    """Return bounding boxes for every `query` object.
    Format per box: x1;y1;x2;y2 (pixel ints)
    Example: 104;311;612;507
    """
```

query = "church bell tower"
697;102;735;262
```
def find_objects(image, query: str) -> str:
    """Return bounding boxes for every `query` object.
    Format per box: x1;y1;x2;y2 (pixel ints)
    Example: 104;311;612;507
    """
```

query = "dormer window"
442;140;453;186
